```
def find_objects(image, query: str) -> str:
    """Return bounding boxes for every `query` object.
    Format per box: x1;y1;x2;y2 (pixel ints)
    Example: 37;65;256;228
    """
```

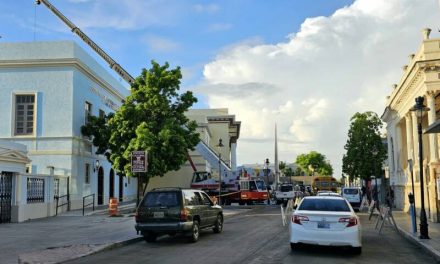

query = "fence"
83;193;95;216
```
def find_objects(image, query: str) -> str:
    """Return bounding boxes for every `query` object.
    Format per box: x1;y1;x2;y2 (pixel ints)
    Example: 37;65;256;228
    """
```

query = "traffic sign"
131;151;147;172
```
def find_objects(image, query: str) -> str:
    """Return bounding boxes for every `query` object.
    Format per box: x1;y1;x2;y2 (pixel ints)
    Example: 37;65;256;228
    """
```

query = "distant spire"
274;123;279;187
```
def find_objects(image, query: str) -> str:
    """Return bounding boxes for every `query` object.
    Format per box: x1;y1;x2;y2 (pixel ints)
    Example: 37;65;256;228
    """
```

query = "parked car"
316;191;341;197
341;187;362;211
135;188;223;243
290;196;362;254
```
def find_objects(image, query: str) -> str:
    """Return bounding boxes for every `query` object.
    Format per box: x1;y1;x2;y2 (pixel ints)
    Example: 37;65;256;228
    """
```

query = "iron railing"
55;194;70;216
82;193;95;216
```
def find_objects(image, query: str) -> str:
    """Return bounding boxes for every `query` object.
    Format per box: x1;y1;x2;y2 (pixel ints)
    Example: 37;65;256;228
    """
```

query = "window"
145;191;179;207
85;163;90;184
184;190;203;205
201;192;213;205
99;109;105;119
343;188;359;195
84;102;92;124
299;199;351;212
15;94;35;135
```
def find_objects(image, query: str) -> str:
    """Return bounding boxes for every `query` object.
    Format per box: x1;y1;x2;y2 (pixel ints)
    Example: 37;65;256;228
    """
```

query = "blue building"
0;41;137;220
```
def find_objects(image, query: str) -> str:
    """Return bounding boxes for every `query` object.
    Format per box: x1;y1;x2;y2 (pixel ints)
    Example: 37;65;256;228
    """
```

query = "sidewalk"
392;210;440;262
0;203;250;264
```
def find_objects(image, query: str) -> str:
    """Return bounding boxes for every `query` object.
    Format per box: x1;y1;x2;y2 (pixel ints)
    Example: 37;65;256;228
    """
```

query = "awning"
424;119;440;134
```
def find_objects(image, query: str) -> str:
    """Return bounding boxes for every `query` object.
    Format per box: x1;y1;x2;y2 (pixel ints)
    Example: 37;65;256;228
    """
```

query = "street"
66;206;436;264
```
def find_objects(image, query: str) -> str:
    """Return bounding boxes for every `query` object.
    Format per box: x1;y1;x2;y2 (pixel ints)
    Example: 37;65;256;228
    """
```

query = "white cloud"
193;4;220;13
141;35;180;53
63;0;185;30
195;0;440;177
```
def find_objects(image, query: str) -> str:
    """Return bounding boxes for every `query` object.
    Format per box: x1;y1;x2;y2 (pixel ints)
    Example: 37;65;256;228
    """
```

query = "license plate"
317;221;330;229
153;212;164;218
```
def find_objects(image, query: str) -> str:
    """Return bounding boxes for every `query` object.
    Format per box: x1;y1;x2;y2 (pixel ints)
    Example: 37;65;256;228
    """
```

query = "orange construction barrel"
109;197;119;216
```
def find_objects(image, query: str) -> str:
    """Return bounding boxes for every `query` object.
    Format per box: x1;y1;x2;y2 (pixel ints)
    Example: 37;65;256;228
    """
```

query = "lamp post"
264;158;270;204
408;159;417;233
410;96;430;239
94;159;100;173
371;176;378;203
217;139;224;205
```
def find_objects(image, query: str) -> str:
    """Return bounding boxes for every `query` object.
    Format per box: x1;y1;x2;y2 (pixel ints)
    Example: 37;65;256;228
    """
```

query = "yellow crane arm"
35;0;135;85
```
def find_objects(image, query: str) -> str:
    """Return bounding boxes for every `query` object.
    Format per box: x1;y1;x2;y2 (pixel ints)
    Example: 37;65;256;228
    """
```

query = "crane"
35;0;135;85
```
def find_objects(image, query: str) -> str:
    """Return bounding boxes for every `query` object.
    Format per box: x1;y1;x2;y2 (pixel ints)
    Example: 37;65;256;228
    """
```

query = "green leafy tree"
279;161;286;171
81;61;200;189
342;111;387;182
283;167;295;177
295;151;333;176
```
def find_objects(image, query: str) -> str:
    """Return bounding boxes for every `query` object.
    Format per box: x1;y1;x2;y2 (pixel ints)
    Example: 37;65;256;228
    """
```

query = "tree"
81;61;200;189
279;161;286;171
295;151;333;176
342;111;387;182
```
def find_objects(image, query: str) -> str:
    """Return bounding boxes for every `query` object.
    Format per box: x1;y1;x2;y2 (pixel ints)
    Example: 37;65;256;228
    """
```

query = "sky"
1;0;440;178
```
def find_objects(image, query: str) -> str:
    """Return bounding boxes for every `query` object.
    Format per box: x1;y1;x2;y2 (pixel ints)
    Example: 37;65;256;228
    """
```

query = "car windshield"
280;185;293;192
255;181;266;191
344;189;359;195
144;192;179;207
298;198;351;212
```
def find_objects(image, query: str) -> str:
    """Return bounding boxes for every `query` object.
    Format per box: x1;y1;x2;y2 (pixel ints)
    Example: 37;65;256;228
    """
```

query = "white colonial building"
0;41;137;222
382;29;440;222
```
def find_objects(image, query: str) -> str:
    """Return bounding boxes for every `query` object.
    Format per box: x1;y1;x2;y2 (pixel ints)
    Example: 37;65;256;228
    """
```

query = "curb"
62;236;144;263
395;225;440;263
18;237;144;264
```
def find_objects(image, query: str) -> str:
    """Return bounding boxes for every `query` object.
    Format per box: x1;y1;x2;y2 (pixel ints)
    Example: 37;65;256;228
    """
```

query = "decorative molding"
0;149;31;164
0;58;126;101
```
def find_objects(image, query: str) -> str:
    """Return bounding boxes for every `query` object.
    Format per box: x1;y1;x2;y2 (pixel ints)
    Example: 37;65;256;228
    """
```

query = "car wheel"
352;247;362;255
144;232;157;243
213;214;223;233
290;243;298;251
188;221;200;243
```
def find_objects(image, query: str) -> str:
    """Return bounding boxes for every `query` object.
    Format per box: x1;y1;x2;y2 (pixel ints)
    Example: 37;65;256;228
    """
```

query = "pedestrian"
361;185;366;198
386;186;395;208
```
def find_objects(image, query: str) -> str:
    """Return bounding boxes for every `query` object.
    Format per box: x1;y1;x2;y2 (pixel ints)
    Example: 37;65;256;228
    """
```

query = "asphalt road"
66;206;437;264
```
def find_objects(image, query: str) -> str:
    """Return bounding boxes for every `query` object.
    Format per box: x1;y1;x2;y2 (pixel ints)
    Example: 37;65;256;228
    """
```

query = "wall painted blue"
0;41;136;207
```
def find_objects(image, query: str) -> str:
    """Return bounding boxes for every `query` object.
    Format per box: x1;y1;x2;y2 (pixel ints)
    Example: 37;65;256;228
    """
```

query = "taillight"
180;208;189;221
292;215;309;225
135;211;139;223
339;217;358;227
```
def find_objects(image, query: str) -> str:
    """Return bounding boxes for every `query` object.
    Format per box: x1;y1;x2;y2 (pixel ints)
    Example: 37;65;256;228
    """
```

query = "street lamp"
371;175;377;202
217;139;224;205
408;159;417;233
410;96;430;239
264;158;270;204
94;159;100;173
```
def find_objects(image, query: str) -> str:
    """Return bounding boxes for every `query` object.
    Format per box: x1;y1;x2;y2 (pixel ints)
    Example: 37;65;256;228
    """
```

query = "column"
230;142;237;171
426;91;439;162
412;112;419;166
405;113;414;161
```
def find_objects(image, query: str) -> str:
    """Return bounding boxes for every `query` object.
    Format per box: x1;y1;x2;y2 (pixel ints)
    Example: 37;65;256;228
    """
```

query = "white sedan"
289;196;362;254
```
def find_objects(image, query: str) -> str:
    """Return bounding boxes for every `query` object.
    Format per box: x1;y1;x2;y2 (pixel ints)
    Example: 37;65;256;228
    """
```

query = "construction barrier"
109;197;119;216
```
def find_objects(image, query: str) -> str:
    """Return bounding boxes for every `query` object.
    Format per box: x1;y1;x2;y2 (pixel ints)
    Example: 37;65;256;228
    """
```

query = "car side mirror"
293;205;297;209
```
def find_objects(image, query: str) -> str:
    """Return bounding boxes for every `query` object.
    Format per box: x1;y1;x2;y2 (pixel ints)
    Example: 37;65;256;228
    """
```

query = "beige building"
148;108;241;190
382;28;440;222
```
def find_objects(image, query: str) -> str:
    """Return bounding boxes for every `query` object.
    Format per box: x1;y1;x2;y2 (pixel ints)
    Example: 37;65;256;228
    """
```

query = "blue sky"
1;0;439;175
1;0;353;107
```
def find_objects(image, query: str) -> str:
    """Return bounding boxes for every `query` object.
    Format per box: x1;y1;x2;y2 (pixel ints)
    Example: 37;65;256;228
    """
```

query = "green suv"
135;188;223;243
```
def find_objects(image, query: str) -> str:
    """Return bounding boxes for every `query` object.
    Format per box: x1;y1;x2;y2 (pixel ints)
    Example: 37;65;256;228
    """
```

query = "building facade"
382;29;440;222
0;41;137;221
148;108;241;190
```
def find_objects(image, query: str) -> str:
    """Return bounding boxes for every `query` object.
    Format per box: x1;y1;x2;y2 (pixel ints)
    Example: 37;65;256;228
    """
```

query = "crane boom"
35;0;135;84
